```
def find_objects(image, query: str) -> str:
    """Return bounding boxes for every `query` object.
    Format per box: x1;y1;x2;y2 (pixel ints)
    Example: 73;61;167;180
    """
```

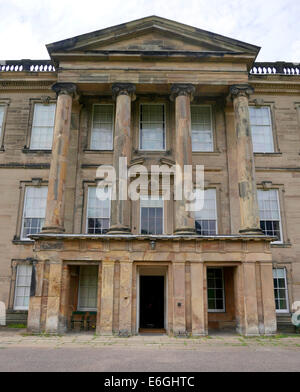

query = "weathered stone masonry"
0;16;299;334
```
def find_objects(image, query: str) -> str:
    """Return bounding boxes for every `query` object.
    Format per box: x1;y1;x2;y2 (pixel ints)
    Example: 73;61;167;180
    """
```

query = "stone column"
190;263;208;335
119;261;133;336
45;262;63;333
108;83;135;234
172;262;186;335
225;103;241;234
230;85;261;235
240;262;259;336
42;83;77;233
171;84;196;235
27;261;44;332
259;262;277;335
98;261;115;335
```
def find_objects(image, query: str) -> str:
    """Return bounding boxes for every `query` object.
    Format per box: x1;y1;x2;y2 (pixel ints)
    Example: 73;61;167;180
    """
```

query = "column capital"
230;84;254;100
170;84;195;101
112;83;136;101
52;83;77;97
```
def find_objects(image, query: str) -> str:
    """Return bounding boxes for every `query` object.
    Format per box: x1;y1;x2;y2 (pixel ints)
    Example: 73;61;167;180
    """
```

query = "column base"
107;225;132;235
174;228;196;236
239;228;263;235
118;330;132;337
173;330;189;337
42;226;65;234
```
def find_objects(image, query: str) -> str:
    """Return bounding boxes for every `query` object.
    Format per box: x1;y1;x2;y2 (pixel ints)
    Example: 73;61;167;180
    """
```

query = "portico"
25;16;278;337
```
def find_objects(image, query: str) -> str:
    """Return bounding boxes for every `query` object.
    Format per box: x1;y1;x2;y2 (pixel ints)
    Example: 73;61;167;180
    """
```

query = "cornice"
0;80;56;90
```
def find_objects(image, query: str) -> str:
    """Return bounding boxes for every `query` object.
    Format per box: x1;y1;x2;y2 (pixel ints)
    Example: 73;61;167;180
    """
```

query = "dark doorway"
140;276;164;330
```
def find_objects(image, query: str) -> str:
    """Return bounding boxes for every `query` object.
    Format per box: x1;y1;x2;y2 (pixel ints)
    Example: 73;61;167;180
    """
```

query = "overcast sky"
1;0;299;62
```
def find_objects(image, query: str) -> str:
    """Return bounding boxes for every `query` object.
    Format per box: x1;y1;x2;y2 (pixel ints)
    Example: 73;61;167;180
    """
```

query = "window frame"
191;104;214;153
28;102;56;151
139;196;164;235
273;267;290;314
257;188;283;244
20;185;48;241
90;103;115;151
249;105;276;154
85;186;111;235
207;267;226;313
0;100;10;150
139;103;166;152
77;266;98;311
194;188;218;236
23;98;57;152
13;264;33;311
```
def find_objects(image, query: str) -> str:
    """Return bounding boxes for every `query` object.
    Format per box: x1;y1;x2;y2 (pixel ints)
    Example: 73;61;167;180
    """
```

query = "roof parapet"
250;62;300;75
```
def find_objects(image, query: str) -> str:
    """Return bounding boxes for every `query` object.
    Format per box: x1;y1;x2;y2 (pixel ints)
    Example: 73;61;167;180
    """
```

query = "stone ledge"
29;233;275;242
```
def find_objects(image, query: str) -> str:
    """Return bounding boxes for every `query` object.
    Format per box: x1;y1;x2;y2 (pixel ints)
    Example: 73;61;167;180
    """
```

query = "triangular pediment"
47;16;260;57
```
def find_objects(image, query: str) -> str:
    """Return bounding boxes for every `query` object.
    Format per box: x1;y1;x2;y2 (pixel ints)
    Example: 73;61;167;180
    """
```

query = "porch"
27;234;277;336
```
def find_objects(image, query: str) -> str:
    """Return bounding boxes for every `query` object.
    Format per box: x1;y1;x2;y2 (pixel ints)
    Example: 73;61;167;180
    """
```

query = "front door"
140;275;164;330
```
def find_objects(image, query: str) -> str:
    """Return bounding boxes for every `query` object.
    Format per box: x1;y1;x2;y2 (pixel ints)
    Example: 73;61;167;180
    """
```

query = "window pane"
273;268;288;312
30;104;56;150
191;106;213;152
140;105;165;150
194;189;217;235
22;187;48;239
78;266;98;310
258;190;282;242
0;105;5;140
87;187;111;234
249;107;274;153
91;105;114;150
207;268;225;312
140;197;163;235
14;265;32;310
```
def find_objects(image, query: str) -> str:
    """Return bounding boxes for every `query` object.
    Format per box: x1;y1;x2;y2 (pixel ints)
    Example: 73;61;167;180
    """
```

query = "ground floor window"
207;268;225;312
14;264;32;310
78;266;98;311
273;268;289;313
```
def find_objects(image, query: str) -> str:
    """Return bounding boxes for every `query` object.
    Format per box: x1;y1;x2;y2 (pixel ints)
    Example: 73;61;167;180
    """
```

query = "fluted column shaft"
230;85;262;234
42;83;77;233
171;84;196;235
108;83;135;233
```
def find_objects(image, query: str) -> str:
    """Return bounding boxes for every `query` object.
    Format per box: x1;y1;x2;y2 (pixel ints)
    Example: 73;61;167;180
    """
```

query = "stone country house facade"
0;16;299;336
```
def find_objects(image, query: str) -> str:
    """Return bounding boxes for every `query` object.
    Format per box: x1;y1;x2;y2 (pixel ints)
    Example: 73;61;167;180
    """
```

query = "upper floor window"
0;105;5;141
140;104;165;151
21;187;48;240
78;266;98;311
194;189;217;235
30;103;56;150
257;189;282;243
191;105;213;152
249;107;274;153
14;264;32;310
86;187;111;234
140;197;163;235
91;104;114;150
207;268;225;312
273;268;289;313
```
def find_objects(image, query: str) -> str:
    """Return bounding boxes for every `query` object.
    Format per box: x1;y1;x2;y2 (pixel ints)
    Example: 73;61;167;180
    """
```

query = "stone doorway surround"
136;265;168;334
